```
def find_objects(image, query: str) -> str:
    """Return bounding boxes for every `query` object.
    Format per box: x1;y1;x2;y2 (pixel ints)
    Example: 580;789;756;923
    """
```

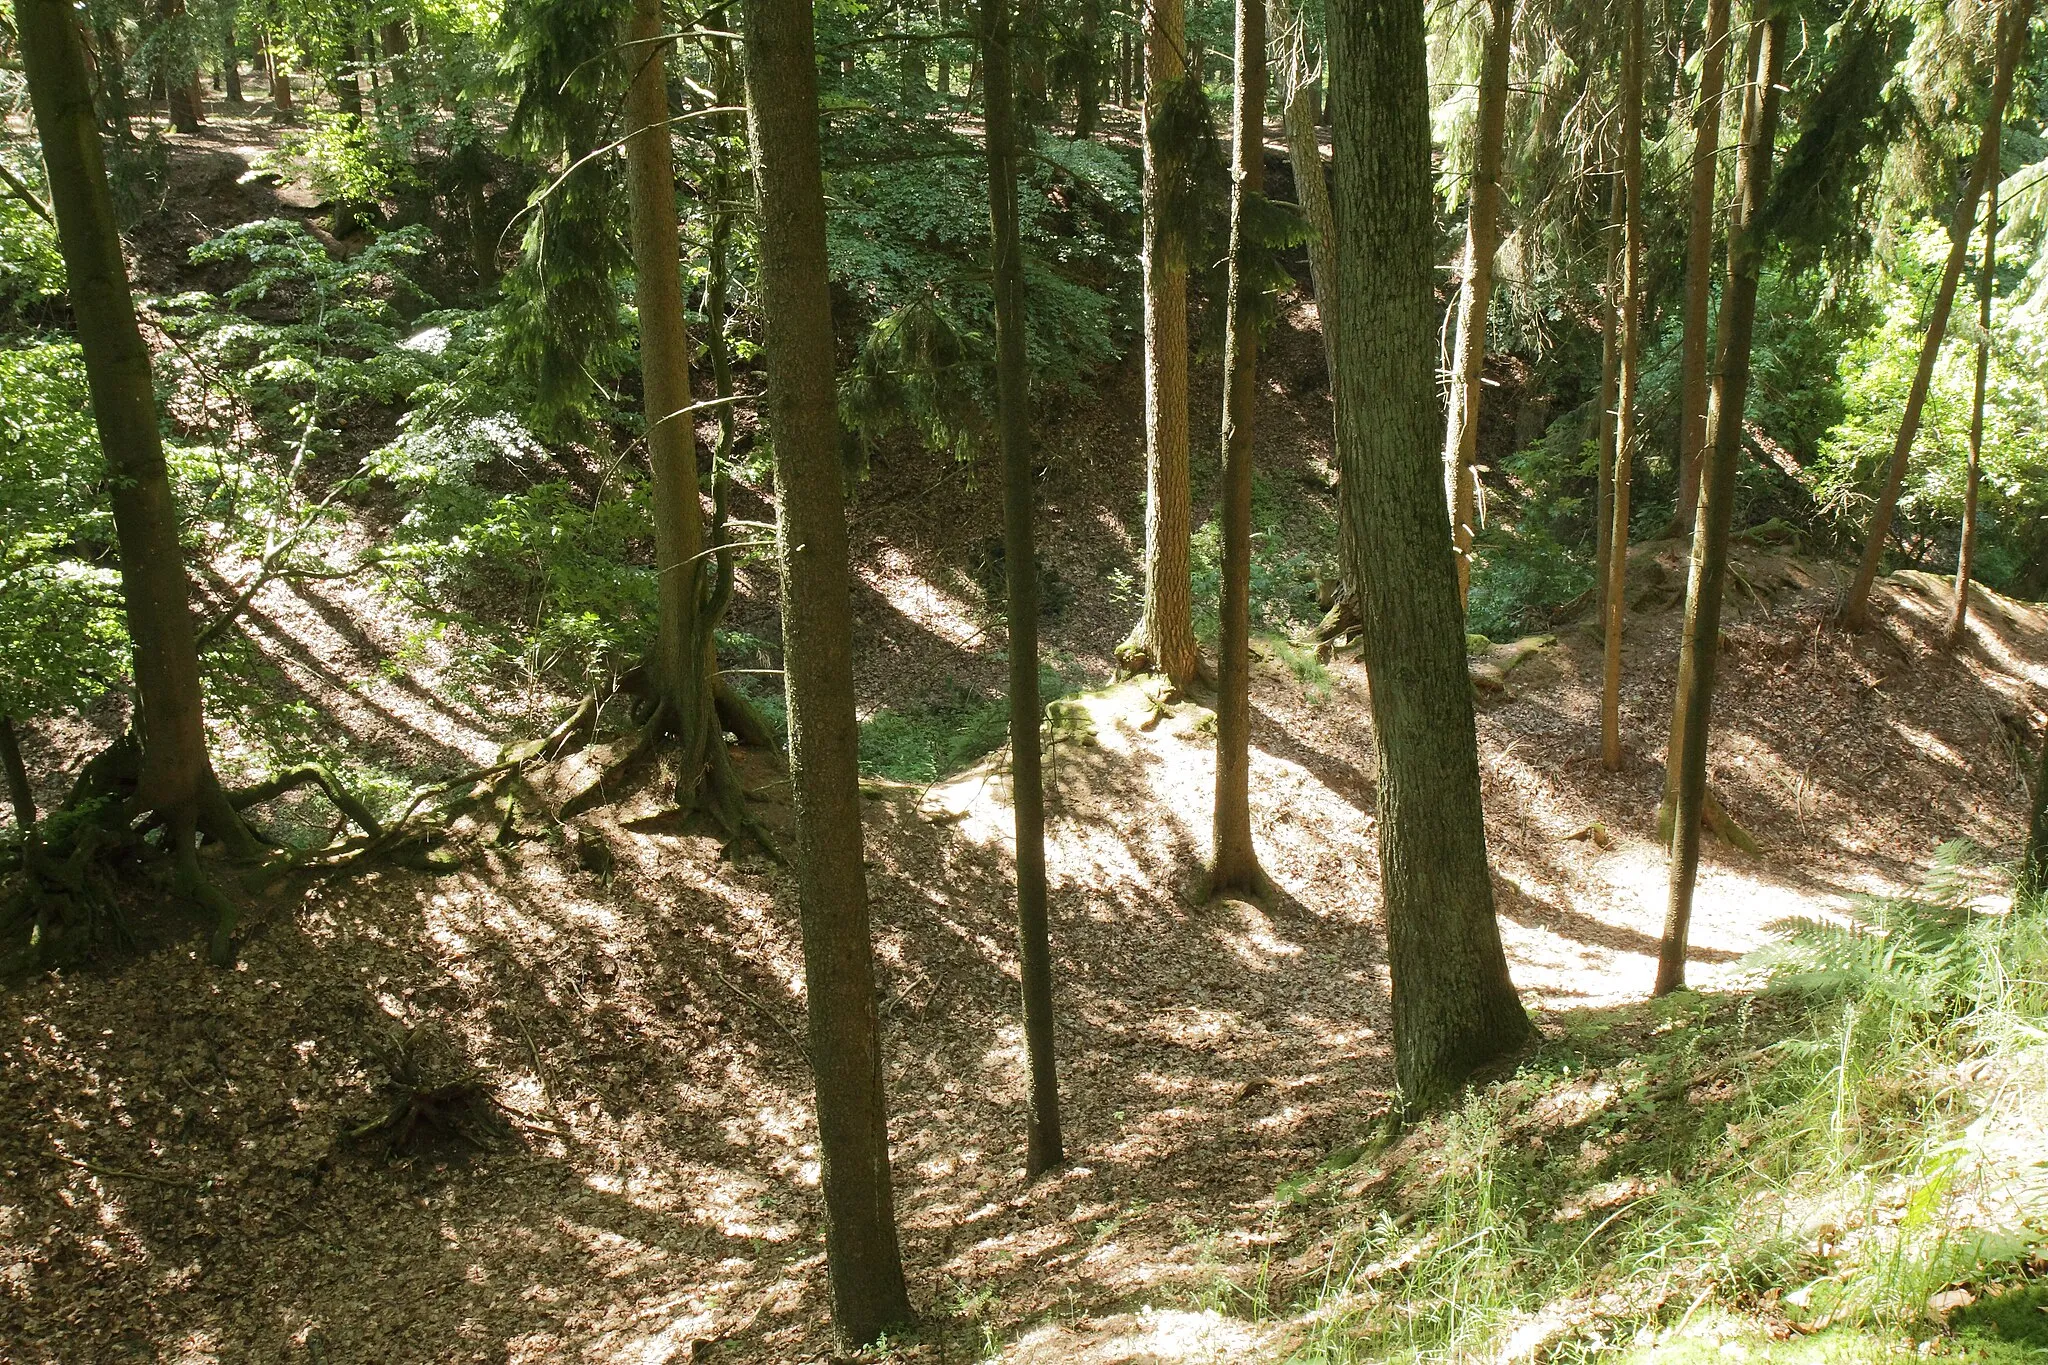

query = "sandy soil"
6;96;2047;1365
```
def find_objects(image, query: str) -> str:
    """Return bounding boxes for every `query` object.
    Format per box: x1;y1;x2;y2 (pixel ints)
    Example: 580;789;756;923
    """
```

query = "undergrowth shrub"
859;665;1076;784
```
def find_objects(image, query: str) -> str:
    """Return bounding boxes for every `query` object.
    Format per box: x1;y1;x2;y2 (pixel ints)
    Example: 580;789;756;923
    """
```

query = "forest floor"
5;102;2047;1364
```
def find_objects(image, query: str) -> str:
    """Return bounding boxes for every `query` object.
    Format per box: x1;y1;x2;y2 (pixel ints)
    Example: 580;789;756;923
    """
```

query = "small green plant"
858;665;1076;783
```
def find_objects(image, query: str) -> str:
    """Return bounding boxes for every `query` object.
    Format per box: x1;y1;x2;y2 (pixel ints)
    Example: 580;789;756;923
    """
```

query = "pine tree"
983;0;1064;1177
1658;4;1786;996
741;0;915;1341
1210;0;1269;899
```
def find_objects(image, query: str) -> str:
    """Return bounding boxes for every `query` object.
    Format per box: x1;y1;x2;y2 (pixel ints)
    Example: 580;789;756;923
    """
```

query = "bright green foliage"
0;152;64;325
1188;473;1332;643
859;665;1075;784
0;345;128;718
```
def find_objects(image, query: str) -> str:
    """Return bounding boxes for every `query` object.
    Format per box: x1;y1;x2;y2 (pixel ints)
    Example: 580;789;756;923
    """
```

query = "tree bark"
1841;0;2032;631
1;718;35;832
1593;173;1621;616
983;0;1065;1178
1327;0;1530;1106
18;0;253;859
1669;0;1732;534
937;0;952;96
1442;0;1513;606
159;0;203;130
1600;0;1645;772
93;24;132;140
222;19;245;105
741;0;915;1343
1122;0;1200;686
1075;0;1102;135
1947;175;1998;648
1212;0;1269;899
1657;8;1786;996
623;0;751;825
269;36;294;116
334;39;363;119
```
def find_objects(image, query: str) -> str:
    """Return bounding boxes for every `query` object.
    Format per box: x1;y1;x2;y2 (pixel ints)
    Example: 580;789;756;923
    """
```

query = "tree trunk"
1123;0;1200;686
1656;7;1786;996
1327;0;1530;1106
1;718;35;831
937;0;952;95
1212;0;1269;899
334;39;363;119
94;24;132;139
222;19;245;105
18;0;254;860
2019;729;2048;901
269;37;294;116
1947;175;1997;648
1075;0;1102;136
160;0;203;131
381;21;409;57
740;0;915;1343
1600;0;1644;772
1593;174;1621;615
1442;0;1513;606
623;0;751;826
1668;0;1732;534
1841;0;2032;631
983;0;1065;1178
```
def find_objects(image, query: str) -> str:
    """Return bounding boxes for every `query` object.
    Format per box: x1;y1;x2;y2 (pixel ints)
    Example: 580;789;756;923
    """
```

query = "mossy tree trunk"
1327;0;1531;1106
1669;0;1731;535
1123;0;1201;687
1600;0;1644;773
741;0;915;1342
1442;0;1513;607
983;0;1064;1178
19;0;257;872
1211;0;1269;899
1657;7;1786;996
1842;0;2032;631
1947;175;1998;649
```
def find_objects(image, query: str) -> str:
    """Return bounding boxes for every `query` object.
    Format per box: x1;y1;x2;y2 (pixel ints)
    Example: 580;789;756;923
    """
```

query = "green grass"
1266;842;2048;1364
858;663;1076;784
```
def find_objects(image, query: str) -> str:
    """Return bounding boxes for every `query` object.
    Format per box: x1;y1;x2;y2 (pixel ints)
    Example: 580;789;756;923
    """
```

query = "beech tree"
1327;0;1531;1104
741;0;914;1340
1658;4;1786;996
982;0;1064;1178
18;0;260;957
1841;0;2032;631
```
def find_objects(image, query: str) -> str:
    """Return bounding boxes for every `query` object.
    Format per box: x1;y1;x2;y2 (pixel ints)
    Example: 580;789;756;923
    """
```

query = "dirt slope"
7;106;2048;1365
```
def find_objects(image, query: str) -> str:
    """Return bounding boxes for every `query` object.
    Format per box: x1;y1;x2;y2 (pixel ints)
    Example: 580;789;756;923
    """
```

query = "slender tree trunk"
222;19;244;105
1;718;35;832
1842;0;2032;631
1124;0;1201;686
1212;0;1269;898
1593;174;1621;614
623;0;750;824
937;0;952;95
1600;0;1645;772
1442;0;1513;606
18;0;254;862
741;0;914;1342
1669;0;1731;534
1947;175;1998;649
1075;0;1102;135
269;37;294;116
1328;0;1530;1106
1656;8;1785;996
983;0;1065;1178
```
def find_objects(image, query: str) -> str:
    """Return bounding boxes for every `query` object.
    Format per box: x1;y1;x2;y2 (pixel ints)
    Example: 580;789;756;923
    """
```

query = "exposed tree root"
1656;784;1760;855
348;1023;508;1155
